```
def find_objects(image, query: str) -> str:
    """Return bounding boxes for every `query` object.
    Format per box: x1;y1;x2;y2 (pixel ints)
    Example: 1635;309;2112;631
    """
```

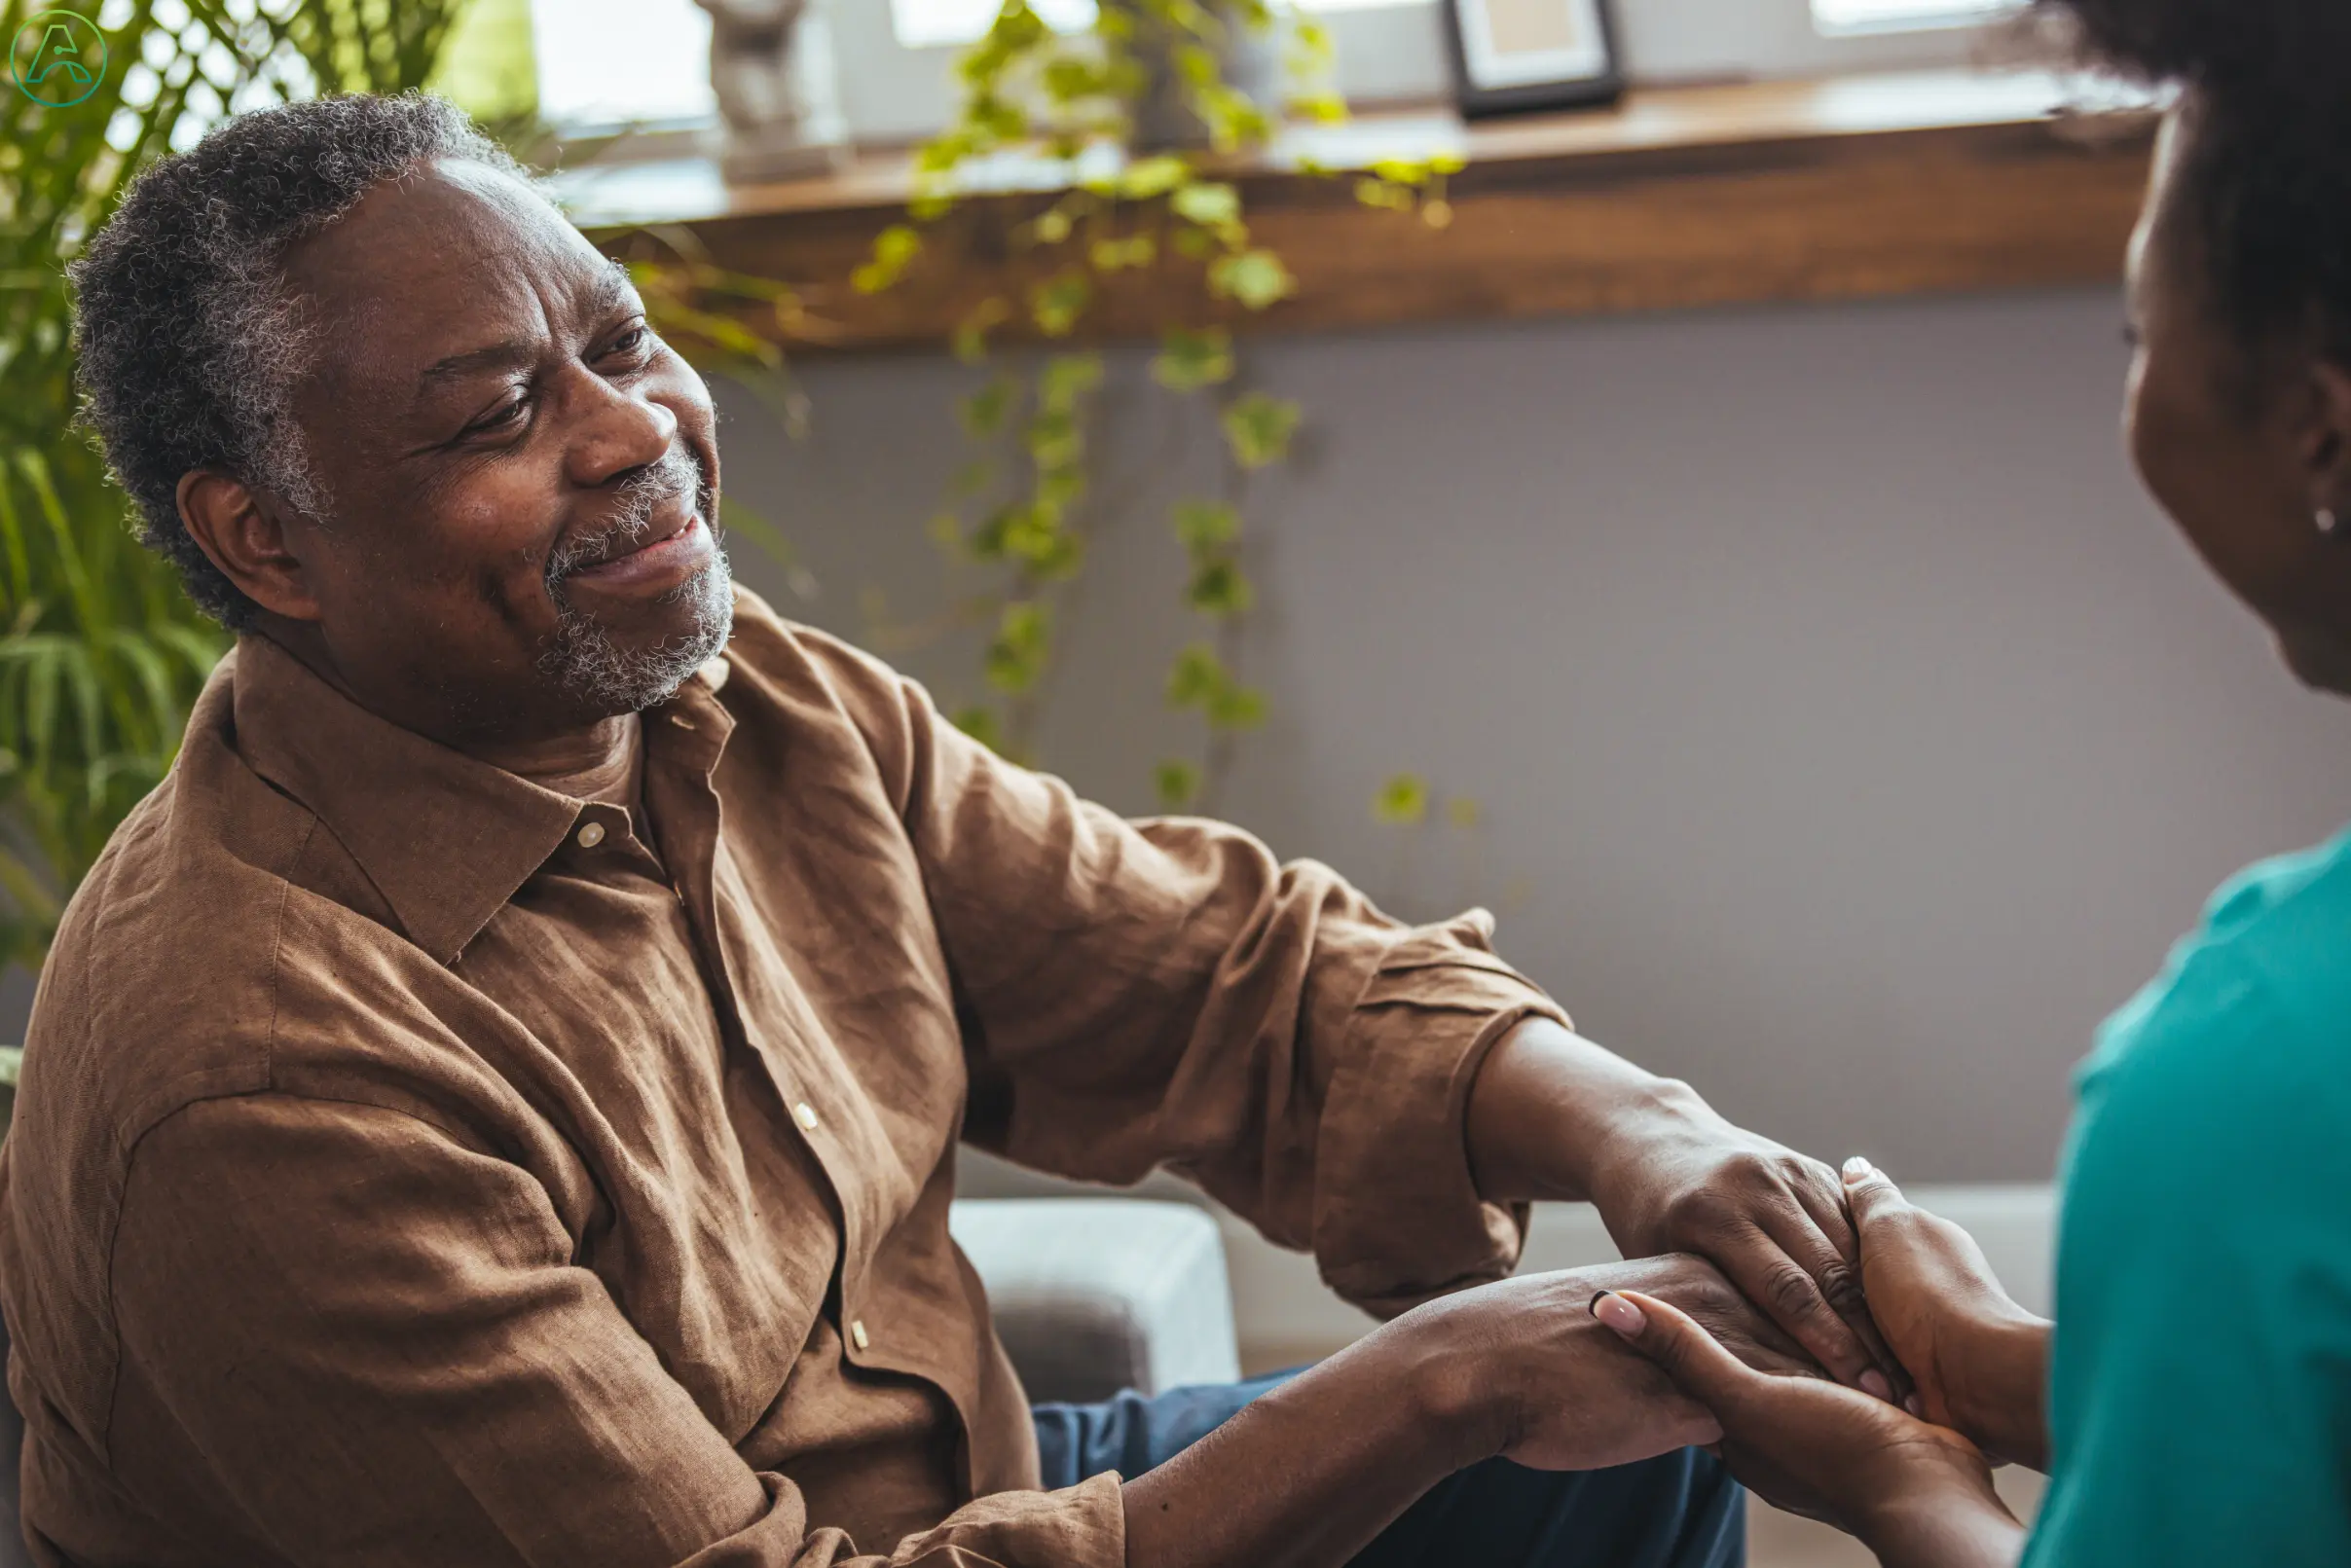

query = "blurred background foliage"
0;0;523;971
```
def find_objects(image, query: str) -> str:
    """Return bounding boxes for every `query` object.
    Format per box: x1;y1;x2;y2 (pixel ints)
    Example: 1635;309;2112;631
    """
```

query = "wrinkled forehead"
279;159;623;407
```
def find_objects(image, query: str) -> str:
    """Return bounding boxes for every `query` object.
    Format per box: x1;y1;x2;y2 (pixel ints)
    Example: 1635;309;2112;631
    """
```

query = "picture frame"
1442;0;1625;119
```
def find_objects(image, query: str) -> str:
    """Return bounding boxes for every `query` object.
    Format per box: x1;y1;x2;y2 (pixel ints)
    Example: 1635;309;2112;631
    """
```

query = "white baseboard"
956;1152;2054;1364
1219;1185;2055;1363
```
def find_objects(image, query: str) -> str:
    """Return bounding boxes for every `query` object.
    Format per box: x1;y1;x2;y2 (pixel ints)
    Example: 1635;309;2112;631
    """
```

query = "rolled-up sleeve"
106;1094;1126;1568
821;632;1567;1317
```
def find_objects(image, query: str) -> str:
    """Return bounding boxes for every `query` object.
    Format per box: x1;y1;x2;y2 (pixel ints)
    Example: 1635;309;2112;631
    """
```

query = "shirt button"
792;1101;819;1133
849;1319;870;1351
575;820;606;849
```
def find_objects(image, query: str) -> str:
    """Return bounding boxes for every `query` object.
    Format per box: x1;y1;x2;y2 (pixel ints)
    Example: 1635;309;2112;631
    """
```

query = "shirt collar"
229;632;733;966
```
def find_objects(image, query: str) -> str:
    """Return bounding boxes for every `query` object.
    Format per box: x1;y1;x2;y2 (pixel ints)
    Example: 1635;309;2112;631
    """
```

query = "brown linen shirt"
0;589;1563;1568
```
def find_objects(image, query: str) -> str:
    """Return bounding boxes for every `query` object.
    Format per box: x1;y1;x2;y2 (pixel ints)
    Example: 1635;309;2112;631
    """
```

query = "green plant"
853;0;1457;815
0;0;478;967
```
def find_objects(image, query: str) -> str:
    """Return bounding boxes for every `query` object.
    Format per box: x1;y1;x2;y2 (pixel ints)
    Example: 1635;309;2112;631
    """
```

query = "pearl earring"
2323;508;2341;537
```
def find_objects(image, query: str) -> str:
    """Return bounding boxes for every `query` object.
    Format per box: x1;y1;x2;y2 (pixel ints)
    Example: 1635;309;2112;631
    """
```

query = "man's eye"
606;325;649;357
468;395;529;434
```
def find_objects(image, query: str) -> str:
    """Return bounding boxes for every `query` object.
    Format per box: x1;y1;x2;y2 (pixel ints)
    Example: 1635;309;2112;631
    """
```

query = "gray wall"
723;285;2351;1184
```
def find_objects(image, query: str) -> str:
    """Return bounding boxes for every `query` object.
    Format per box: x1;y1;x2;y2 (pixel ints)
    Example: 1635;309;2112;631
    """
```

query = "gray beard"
536;448;733;713
536;545;735;714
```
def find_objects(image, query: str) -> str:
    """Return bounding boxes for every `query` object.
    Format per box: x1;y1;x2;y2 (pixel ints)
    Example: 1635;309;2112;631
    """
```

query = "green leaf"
1374;773;1431;826
1186;558;1254;617
1289;91;1348;126
1030;273;1093;338
1172;498;1241;553
1042;56;1108;103
1208;249;1297;311
1165;642;1224;710
999;504;1064;565
985;602;1051;694
1037;466;1087;513
1088;234;1157;272
1154;759;1202;811
1025;408;1083;470
1221;392;1303;470
953;298;1013;365
1039;352;1105;410
961;377;1019;438
1152;327;1234;392
1206;681;1267;731
1170;180;1241;229
1119;154;1193;200
852;224;924;294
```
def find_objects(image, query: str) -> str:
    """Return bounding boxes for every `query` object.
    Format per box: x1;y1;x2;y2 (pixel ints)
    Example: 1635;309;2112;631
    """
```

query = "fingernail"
1905;1394;1924;1417
1843;1156;1876;1184
1861;1370;1893;1402
1591;1291;1647;1337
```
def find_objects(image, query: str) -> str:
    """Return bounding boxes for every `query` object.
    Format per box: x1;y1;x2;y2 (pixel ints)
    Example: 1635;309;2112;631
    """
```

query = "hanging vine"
853;0;1456;814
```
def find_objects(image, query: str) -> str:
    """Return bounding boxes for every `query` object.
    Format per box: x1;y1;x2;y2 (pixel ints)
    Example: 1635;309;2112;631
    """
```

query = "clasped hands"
1435;1021;2049;1566
1588;1159;2049;1566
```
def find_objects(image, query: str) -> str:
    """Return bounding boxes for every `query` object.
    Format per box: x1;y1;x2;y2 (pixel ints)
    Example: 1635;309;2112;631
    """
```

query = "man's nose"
567;375;680;489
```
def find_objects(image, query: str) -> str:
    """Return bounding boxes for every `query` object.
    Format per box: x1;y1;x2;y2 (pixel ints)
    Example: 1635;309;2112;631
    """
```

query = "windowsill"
563;67;2158;355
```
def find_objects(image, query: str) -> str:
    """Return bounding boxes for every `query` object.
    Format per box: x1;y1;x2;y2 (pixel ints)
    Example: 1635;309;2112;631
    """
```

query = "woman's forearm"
1120;1314;1495;1568
1860;1478;2028;1568
1954;1315;2052;1472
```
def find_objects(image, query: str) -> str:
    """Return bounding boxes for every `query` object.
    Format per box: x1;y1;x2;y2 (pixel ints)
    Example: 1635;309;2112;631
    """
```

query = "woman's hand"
1593;1288;2026;1568
1841;1159;2053;1470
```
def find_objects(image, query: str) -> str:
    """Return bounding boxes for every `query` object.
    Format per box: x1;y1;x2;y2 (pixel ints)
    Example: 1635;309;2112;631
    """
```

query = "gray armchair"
949;1197;1242;1403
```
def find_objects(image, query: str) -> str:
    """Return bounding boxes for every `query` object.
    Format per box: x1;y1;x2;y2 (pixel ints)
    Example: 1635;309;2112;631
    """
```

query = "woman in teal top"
1577;0;2351;1563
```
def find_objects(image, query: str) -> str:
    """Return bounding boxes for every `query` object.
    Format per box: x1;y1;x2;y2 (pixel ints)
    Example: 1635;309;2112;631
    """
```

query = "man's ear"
174;469;324;623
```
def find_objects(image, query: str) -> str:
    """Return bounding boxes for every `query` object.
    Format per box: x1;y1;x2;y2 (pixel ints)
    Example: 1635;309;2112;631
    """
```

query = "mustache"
545;449;712;588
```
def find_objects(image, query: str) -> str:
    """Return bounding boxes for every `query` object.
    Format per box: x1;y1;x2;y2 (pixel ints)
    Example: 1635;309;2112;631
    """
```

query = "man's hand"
1594;1288;2024;1568
1401;1253;1822;1473
1841;1159;2052;1470
1467;1017;1903;1397
1122;1252;1808;1568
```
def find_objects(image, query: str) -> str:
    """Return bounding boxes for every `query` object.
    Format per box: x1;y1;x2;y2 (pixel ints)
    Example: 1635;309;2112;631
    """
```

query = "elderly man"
0;93;1894;1568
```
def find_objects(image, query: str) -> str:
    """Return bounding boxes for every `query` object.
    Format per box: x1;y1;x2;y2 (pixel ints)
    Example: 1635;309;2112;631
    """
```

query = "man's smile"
564;499;713;598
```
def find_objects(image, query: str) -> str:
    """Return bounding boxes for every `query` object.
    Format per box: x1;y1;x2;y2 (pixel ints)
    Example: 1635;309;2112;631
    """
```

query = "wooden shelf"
561;69;2156;356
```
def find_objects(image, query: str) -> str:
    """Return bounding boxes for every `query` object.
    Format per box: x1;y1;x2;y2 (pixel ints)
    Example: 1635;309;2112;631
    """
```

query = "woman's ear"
174;469;325;624
2301;360;2351;518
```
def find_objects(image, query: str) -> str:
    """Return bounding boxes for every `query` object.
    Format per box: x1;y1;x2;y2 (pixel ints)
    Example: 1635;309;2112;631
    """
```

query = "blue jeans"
1033;1369;1745;1568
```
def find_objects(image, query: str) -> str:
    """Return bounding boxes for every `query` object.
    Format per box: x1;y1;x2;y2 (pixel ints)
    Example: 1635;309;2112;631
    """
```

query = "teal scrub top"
2023;827;2351;1567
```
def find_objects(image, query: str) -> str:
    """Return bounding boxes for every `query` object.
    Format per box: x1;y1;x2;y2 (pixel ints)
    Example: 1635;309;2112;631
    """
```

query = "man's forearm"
1120;1314;1495;1568
1465;1014;1696;1204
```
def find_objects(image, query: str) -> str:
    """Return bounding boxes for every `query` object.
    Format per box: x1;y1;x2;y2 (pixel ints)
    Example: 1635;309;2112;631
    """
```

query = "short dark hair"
2041;1;2351;376
70;92;528;630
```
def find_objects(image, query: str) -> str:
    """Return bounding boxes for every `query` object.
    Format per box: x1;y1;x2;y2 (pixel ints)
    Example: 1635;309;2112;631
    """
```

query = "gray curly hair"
70;92;531;630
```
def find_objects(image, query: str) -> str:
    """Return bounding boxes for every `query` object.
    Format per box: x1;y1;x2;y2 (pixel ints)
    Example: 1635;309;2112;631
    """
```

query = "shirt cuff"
1310;910;1569;1319
888;1473;1124;1567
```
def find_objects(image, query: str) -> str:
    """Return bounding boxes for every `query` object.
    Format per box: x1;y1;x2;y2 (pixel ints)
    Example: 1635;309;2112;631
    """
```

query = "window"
530;0;712;129
533;0;2027;148
1812;0;2017;32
